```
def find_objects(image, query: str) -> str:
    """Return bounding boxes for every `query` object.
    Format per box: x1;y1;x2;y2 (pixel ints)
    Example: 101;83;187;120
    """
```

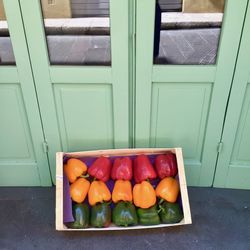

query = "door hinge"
42;141;49;153
217;141;223;153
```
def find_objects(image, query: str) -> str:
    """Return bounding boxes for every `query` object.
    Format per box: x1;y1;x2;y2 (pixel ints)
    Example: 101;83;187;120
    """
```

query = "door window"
0;2;15;65
40;0;111;65
154;0;225;65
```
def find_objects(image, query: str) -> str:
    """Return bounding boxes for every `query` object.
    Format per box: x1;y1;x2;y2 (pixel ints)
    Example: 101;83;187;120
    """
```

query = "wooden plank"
152;65;216;83
55;152;64;230
56;147;192;231
50;66;112;84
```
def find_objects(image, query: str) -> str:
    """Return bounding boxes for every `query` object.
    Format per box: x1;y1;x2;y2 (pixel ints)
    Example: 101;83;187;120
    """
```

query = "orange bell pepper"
133;181;156;209
155;177;179;203
88;180;111;206
70;178;90;203
112;180;133;203
64;158;87;183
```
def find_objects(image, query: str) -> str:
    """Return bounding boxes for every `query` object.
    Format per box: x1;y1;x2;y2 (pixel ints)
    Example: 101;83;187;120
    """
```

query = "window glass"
40;0;111;66
0;2;15;65
154;0;225;65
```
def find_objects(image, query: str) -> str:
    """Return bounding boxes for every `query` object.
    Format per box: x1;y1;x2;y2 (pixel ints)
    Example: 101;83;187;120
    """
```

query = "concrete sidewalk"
0;13;223;35
0;187;249;250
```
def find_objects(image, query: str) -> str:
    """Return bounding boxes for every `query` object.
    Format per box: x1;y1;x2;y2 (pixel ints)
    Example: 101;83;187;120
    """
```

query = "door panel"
53;84;114;151
0;0;51;186
150;83;212;183
19;0;130;183
214;2;250;189
135;0;248;186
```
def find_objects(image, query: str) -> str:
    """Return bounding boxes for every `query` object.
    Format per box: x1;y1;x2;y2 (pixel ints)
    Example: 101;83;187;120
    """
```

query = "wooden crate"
56;148;192;231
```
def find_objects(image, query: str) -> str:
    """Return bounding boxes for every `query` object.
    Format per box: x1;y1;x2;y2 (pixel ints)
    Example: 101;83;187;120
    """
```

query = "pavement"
0;187;249;250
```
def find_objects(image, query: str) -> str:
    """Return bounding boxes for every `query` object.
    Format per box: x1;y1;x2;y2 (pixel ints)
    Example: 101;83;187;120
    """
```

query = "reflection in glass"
0;2;15;65
154;0;225;65
40;0;111;66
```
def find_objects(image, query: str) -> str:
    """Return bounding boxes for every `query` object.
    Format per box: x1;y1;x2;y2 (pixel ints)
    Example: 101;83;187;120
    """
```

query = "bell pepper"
134;155;157;183
88;180;111;206
88;156;111;182
156;177;179;203
137;205;160;225
70;178;90;203
66;203;89;229
155;153;178;179
112;180;133;203
91;202;111;228
159;201;183;224
64;158;87;183
112;201;138;227
111;157;133;180
133;181;156;209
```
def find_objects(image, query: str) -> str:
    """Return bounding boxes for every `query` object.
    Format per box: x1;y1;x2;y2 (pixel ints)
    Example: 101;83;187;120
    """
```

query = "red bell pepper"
155;153;178;179
134;155;157;183
111;157;132;180
88;156;111;182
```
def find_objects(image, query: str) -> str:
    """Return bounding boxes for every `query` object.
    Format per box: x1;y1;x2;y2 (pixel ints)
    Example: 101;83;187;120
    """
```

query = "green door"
135;0;248;186
214;2;250;190
18;0;131;183
0;0;51;186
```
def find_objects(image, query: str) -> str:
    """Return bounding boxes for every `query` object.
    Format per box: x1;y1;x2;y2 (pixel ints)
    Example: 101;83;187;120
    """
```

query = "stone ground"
0;187;249;250
0;28;220;65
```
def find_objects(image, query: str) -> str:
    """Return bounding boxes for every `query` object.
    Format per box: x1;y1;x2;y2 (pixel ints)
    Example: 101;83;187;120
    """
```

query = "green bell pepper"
91;202;111;228
137;205;160;225
112;201;138;227
67;203;89;229
159;201;183;224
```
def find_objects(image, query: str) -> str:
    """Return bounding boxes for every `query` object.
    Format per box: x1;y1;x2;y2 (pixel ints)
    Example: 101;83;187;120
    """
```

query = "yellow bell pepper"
88;180;111;206
155;177;179;203
70;178;90;203
64;158;87;183
133;181;156;209
112;180;133;203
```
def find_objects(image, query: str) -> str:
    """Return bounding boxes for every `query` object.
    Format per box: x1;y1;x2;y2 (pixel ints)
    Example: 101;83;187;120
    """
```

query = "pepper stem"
80;174;89;178
157;206;163;214
159;198;165;205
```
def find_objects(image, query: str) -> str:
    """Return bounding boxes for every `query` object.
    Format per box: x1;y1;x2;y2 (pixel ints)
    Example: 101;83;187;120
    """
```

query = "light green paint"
0;0;51;186
152;66;216;83
214;1;250;189
53;83;114;151
135;0;248;186
50;67;112;84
